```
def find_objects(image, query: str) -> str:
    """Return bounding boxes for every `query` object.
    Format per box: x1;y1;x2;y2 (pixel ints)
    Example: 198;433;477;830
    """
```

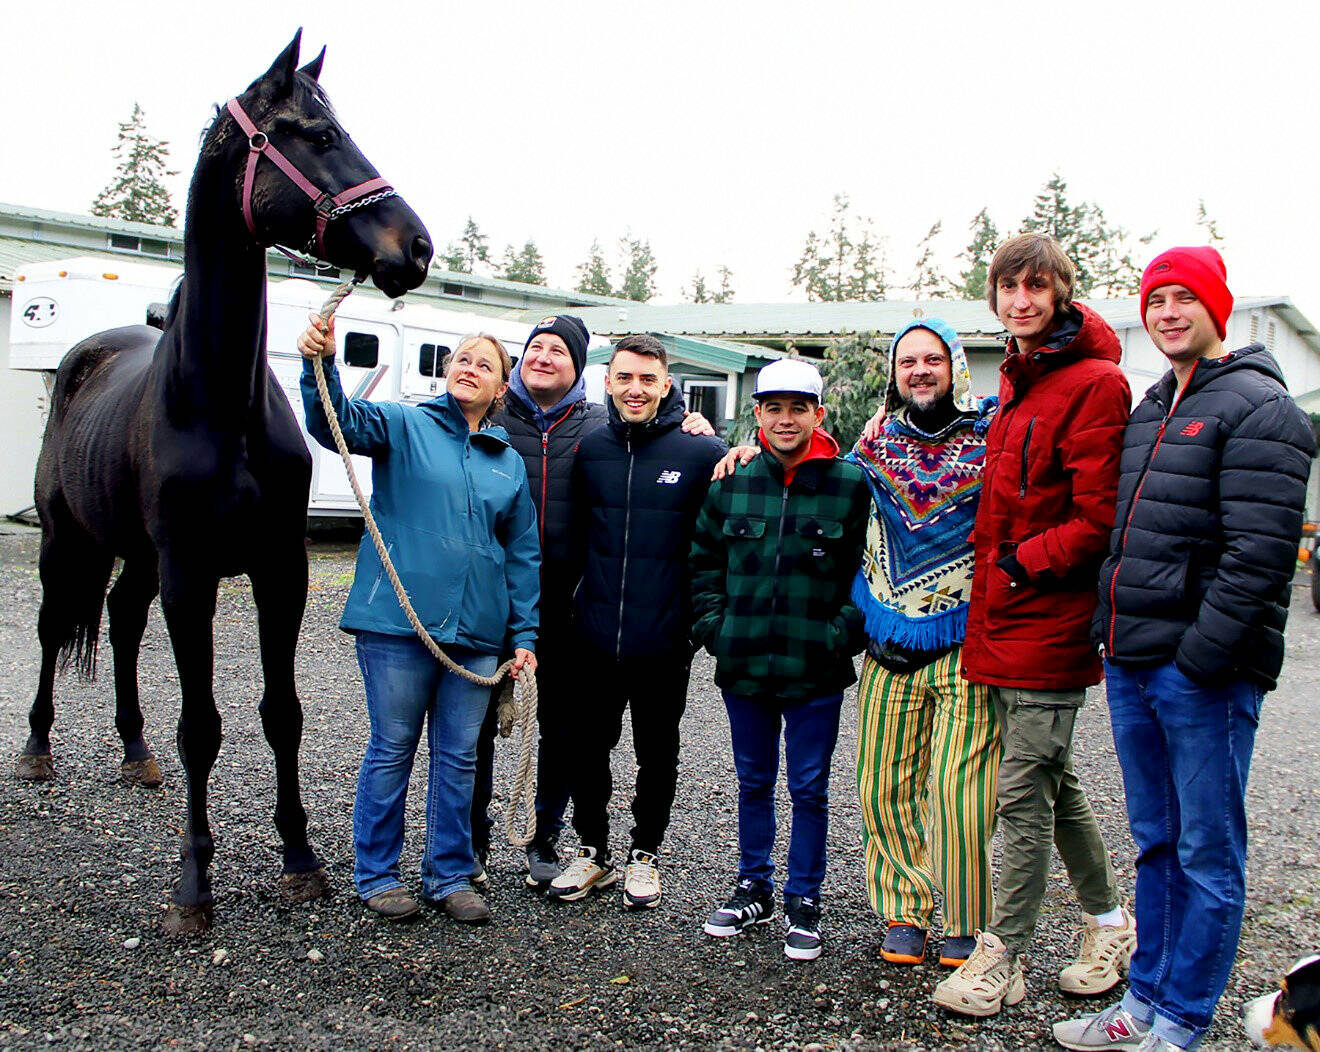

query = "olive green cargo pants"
986;687;1120;955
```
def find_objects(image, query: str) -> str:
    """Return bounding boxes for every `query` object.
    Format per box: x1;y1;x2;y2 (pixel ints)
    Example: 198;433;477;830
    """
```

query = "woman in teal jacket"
299;317;539;925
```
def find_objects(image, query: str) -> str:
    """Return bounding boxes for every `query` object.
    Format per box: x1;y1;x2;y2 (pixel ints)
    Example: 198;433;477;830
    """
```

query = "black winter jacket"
570;389;727;660
491;391;606;634
1094;345;1314;690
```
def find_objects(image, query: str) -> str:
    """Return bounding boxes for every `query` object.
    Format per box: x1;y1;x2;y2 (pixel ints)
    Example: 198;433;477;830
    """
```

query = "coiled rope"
310;277;537;847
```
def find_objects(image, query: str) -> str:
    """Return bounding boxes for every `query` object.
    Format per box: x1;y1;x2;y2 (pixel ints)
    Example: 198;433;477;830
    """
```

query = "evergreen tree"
791;194;888;302
685;264;735;304
908;220;950;299
954;208;1000;301
1195;198;1225;247
441;217;490;274
499;239;546;285
617;235;659;302
1020;172;1149;296
90;103;178;226
575;239;613;296
819;331;888;449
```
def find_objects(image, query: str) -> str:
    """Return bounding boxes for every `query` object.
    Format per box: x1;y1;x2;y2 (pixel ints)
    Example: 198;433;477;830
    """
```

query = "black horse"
17;32;432;933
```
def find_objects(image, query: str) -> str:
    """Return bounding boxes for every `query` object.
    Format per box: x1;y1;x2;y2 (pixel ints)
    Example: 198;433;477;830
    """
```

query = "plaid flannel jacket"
690;446;870;700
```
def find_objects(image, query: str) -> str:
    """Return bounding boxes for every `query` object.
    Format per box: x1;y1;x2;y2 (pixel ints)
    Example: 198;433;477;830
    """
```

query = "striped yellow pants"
855;647;1001;935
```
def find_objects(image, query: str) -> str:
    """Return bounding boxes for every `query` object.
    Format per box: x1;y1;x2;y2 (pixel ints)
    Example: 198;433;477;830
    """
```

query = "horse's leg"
107;556;163;787
18;520;113;781
250;550;328;904
157;560;222;935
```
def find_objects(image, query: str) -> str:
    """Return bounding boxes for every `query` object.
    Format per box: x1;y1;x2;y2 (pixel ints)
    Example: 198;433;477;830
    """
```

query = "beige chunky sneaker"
1059;908;1137;995
932;930;1026;1017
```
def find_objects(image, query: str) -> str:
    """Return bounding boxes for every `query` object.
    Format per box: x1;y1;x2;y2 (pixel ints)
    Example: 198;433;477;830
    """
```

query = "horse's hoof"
280;867;331;904
121;757;163;788
160;903;212;936
15;752;54;781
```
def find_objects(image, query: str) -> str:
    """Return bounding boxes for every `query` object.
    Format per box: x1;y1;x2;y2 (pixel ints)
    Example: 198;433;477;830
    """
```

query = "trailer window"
343;332;379;368
418;343;451;378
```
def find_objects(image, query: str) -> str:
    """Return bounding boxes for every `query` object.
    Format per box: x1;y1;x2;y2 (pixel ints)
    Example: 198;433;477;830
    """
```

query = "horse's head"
228;31;432;299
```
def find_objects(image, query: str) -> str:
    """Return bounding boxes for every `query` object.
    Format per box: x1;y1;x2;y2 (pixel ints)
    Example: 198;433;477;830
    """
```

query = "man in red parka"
934;234;1136;1019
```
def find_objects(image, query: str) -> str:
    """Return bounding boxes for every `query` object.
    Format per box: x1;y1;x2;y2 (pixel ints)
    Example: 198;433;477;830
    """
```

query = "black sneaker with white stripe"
784;895;822;961
703;879;774;936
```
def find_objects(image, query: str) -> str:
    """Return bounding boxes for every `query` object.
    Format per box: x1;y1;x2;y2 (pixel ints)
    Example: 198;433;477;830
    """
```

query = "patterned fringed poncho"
846;318;997;654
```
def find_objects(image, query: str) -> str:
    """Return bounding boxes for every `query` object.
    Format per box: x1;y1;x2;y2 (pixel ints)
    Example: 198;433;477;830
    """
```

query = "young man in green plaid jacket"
690;359;870;961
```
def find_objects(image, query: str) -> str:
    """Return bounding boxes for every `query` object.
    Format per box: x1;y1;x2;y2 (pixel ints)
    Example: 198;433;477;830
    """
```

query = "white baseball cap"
753;359;823;401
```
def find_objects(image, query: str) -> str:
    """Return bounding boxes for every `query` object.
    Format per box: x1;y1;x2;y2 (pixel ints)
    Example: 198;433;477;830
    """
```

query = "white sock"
1090;906;1126;928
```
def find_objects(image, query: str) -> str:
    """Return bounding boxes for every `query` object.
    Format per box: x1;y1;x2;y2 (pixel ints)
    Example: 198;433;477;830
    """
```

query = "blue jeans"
353;631;497;902
722;691;843;902
1105;659;1264;1049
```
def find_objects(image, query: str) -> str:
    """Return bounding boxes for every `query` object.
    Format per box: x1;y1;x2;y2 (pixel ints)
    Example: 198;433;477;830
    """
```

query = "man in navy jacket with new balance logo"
545;335;726;910
1054;247;1314;1052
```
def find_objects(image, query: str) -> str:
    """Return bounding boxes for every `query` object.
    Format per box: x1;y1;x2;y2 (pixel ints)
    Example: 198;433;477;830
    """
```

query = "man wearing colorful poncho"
847;317;1000;970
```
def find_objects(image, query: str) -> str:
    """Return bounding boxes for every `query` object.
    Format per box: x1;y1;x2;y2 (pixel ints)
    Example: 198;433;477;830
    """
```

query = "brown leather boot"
440;888;491;925
364;887;421;921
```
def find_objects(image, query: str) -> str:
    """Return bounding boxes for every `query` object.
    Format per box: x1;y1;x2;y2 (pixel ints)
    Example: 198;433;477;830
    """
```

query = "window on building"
344;332;379;368
108;233;138;251
139;238;169;258
442;282;464;296
290;261;341;280
683;379;729;431
463;287;483;300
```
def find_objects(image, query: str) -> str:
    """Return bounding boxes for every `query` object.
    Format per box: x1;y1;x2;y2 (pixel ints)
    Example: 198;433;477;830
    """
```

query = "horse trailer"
8;257;553;517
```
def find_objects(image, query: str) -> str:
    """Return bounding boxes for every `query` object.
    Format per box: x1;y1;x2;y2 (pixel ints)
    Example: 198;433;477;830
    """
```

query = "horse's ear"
261;29;302;96
298;46;325;83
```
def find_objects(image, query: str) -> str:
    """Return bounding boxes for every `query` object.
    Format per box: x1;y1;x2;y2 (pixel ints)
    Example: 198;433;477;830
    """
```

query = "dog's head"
1245;956;1320;1050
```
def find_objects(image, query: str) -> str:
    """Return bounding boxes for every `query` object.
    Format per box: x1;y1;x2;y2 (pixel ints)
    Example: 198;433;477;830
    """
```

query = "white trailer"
8;257;545;517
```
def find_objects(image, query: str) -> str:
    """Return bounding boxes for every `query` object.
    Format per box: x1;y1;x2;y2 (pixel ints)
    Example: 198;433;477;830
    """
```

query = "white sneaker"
1060;908;1137;995
546;846;617;902
622;849;662;910
932;930;1026;1017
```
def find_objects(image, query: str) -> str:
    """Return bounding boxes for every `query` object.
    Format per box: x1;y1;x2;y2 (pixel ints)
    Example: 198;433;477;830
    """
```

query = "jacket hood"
605;383;686;440
1149;343;1289;404
419;391;512;450
1039;302;1121;364
507;362;587;430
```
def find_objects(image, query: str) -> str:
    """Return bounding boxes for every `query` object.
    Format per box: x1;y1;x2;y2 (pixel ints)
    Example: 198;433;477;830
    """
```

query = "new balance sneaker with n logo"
784;895;823;961
622;849;662;910
546;846;617;902
1052;1002;1152;1051
703;880;774;936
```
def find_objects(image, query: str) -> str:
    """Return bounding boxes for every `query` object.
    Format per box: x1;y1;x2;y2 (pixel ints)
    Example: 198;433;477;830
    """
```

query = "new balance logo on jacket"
657;469;683;484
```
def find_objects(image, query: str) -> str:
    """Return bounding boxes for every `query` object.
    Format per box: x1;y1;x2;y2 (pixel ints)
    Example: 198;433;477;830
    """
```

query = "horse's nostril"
410;235;433;270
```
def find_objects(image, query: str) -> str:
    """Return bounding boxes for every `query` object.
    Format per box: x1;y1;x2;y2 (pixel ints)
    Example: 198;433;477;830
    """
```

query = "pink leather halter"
225;96;395;261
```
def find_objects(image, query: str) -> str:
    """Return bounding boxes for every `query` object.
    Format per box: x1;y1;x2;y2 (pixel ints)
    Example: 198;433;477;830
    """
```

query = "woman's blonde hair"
444;333;513;426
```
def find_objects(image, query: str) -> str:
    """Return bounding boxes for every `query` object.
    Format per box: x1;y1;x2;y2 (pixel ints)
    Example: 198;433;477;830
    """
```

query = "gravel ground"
0;522;1315;1050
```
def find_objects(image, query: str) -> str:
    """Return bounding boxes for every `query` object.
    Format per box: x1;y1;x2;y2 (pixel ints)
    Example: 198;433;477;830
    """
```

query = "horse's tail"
34;499;115;684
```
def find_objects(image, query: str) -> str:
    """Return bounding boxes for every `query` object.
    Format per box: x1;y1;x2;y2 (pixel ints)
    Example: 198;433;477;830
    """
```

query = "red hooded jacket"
961;303;1131;690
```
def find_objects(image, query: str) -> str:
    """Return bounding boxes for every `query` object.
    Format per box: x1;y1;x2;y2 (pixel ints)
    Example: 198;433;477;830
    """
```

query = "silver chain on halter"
301;189;399;259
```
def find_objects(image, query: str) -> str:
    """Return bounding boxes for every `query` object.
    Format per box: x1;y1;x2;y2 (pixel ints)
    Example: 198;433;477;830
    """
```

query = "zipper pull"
542;432;548;452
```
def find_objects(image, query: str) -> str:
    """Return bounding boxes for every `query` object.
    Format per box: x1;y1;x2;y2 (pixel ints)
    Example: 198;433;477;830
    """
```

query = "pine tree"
499;239;546;285
685;265;735;304
441;217;490;274
90;103;178;226
575;239;613;296
792;194;888;302
908;220;950;299
1195;198;1225;247
1020;172;1148;296
618;235;659;302
819;331;888;449
954;208;1000;301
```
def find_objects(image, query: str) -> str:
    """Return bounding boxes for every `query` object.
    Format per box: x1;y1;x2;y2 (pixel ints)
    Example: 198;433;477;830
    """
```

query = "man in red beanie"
1054;248;1314;1051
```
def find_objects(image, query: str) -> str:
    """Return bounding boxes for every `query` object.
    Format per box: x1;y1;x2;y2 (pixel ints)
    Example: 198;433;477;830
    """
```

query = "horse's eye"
311;130;334;149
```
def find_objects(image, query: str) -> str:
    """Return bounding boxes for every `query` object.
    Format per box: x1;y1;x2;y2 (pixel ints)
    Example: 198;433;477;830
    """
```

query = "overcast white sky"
3;0;1317;322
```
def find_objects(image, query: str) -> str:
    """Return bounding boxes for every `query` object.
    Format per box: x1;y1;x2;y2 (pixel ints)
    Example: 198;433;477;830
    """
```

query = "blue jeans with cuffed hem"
722;691;842;902
1105;659;1263;1050
353;631;497;903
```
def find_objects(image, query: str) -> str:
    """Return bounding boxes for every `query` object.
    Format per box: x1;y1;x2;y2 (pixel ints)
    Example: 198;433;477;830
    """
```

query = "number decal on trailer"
20;297;58;328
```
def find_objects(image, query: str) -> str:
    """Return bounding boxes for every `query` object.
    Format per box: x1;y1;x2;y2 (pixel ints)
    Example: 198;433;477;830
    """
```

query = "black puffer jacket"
491;391;606;632
571;389;727;659
1094;345;1315;690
